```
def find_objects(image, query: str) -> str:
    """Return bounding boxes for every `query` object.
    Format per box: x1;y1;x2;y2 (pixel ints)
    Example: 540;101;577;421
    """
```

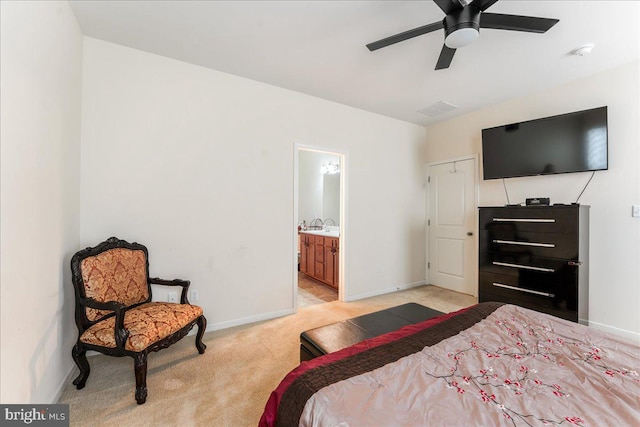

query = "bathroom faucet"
310;218;324;229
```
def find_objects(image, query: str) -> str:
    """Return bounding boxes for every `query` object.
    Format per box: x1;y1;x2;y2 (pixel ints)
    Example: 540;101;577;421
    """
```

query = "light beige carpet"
58;285;476;426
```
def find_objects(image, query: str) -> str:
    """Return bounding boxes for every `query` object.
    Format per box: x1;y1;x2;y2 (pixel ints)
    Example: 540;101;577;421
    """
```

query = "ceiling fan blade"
435;45;456;70
480;13;559;33
433;0;463;15
472;0;500;12
366;21;444;51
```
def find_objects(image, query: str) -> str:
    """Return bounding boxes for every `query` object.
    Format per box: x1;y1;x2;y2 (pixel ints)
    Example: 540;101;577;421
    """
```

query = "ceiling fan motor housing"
444;6;481;48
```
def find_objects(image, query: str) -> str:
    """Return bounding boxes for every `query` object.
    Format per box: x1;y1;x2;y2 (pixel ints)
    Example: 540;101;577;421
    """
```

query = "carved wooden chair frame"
70;237;207;404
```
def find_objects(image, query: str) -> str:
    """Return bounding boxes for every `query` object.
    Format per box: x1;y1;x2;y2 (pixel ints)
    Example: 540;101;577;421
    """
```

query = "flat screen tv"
481;106;608;180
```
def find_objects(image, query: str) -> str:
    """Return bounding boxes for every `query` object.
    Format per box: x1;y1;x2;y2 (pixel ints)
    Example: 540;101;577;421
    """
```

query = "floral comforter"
260;303;640;426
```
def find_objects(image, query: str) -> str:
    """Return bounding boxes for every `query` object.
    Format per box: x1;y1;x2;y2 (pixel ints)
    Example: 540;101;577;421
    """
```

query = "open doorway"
294;145;346;309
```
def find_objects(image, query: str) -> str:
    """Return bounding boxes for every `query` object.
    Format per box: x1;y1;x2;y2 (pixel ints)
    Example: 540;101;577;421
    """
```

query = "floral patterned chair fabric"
70;237;207;404
79;302;204;352
80;248;150;321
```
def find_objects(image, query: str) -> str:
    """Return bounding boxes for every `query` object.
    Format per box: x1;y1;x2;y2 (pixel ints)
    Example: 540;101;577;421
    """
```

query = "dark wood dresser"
478;205;589;323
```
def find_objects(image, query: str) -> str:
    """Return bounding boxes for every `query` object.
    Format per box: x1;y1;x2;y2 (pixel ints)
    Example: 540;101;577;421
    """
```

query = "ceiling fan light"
445;27;479;48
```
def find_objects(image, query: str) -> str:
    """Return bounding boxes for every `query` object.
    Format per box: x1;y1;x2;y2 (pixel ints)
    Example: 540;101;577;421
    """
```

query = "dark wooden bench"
300;303;444;362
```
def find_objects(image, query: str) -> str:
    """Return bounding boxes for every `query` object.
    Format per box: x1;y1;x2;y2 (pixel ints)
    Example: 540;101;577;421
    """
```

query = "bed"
259;302;640;426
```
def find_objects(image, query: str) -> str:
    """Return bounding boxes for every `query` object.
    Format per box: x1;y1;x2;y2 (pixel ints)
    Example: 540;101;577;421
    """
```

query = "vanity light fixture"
321;161;340;175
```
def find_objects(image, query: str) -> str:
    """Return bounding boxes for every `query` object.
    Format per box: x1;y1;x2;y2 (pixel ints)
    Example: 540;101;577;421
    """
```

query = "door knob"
467;232;473;236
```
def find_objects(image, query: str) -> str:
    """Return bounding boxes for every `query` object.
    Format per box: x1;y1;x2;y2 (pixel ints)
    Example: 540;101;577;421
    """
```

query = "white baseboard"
51;362;77;404
345;280;427;302
208;308;295;332
587;320;640;344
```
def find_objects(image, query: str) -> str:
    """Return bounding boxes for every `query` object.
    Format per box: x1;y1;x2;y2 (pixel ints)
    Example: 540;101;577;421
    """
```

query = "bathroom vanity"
299;231;339;290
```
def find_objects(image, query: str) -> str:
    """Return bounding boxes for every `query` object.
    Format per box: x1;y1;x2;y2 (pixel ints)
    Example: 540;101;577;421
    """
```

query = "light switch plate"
633;205;640;218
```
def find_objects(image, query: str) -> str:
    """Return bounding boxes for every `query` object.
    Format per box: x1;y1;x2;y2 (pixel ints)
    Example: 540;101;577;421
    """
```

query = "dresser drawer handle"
493;218;556;223
493;261;555;273
493;239;555;248
492;282;555;298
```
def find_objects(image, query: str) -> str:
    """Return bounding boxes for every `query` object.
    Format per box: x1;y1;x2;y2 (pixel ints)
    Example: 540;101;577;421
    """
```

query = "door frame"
425;154;479;297
293;143;347;311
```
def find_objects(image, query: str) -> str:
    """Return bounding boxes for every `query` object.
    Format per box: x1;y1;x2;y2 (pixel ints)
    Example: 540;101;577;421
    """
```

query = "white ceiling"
69;1;640;126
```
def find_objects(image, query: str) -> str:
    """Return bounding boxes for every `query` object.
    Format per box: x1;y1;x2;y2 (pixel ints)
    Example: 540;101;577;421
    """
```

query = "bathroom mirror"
322;173;340;224
298;150;340;226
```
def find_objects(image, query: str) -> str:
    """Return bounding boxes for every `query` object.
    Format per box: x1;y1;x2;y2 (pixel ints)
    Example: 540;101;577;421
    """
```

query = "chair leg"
196;316;207;354
72;343;90;389
133;353;148;404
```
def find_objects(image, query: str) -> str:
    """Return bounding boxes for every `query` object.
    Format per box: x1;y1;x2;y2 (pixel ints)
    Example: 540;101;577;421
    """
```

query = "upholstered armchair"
70;237;207;404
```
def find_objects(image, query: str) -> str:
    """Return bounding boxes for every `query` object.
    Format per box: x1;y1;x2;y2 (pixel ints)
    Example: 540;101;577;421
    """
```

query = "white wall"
0;1;83;403
425;61;640;338
80;38;427;328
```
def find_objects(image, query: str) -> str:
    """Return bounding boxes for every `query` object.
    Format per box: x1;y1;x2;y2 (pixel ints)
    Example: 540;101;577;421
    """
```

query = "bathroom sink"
300;229;339;238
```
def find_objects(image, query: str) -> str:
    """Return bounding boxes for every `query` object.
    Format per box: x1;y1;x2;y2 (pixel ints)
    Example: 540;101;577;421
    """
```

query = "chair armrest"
80;297;126;312
80;298;130;349
149;277;190;287
149;277;191;304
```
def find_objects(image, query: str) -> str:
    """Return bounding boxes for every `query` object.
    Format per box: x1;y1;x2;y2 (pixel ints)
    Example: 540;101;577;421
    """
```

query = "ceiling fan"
366;0;559;70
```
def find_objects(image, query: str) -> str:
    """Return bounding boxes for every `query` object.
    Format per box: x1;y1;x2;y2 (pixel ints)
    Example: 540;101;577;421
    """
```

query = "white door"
427;158;477;296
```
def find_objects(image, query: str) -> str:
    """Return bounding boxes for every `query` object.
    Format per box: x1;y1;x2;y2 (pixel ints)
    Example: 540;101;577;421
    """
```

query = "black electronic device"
526;197;550;206
481;106;608;180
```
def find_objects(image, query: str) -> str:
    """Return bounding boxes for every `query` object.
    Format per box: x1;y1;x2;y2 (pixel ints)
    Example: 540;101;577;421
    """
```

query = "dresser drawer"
479;270;578;321
480;207;578;234
480;230;578;260
479;287;578;322
479;269;578;302
479;250;581;274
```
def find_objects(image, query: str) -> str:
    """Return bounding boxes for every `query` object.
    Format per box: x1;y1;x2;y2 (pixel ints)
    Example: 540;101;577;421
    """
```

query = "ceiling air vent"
418;101;458;117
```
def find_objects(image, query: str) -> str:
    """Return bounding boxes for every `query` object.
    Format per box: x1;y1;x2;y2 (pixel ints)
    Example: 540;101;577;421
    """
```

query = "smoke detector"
571;44;594;56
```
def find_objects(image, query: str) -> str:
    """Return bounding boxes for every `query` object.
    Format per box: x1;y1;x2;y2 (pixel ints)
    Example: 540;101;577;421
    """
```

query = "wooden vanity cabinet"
314;237;325;280
324;237;339;289
299;233;339;290
299;234;314;276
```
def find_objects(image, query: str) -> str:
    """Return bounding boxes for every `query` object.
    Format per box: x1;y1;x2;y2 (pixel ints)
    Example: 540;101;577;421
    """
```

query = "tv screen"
481;106;608;180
